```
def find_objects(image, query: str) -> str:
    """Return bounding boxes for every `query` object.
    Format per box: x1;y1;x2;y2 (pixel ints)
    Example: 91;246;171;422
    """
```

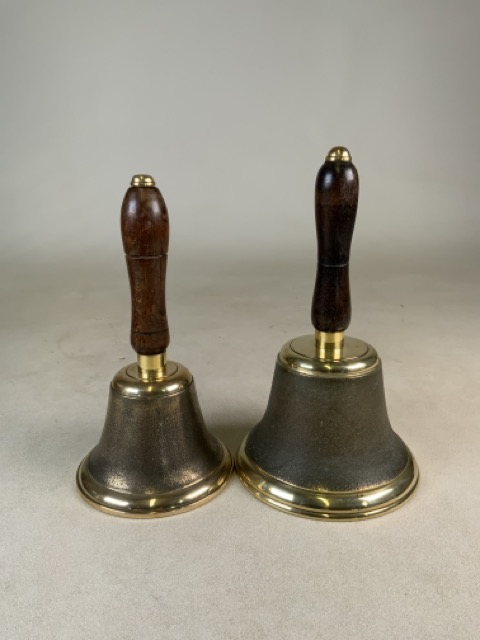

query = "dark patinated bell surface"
89;385;221;493
236;336;418;520
245;362;408;492
77;362;232;517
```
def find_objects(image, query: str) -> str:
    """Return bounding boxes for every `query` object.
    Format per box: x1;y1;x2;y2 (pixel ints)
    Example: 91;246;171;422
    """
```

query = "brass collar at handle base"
315;330;344;360
137;353;167;381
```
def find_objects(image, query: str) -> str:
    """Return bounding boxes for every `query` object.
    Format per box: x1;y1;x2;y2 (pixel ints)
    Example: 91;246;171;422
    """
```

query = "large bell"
237;147;419;520
77;174;232;517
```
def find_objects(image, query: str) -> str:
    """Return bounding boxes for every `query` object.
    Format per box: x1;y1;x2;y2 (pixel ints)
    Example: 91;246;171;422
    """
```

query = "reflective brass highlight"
130;174;156;187
325;146;352;162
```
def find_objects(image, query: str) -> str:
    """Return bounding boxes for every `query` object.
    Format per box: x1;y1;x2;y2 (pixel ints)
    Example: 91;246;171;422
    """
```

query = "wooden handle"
311;147;359;333
121;176;170;355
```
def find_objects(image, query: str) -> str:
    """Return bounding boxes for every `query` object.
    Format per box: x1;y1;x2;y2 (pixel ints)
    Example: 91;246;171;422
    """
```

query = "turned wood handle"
311;147;359;333
121;176;170;355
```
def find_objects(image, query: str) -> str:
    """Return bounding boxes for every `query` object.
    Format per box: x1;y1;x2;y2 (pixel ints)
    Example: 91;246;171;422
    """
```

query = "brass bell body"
237;148;419;520
77;175;232;517
78;360;231;517
237;336;418;519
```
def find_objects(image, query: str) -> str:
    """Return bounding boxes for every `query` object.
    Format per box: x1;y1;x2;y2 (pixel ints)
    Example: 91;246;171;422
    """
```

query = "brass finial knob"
325;146;352;163
131;174;156;187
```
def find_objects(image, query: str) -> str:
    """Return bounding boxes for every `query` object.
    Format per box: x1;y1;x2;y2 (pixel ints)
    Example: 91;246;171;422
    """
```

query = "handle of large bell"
311;147;359;334
121;175;170;356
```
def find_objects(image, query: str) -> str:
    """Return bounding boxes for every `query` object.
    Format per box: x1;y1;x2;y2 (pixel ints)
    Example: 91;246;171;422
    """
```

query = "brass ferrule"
315;331;344;361
137;352;167;381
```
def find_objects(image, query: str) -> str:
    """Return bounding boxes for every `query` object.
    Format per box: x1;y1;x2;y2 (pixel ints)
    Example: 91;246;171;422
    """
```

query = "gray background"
1;1;479;639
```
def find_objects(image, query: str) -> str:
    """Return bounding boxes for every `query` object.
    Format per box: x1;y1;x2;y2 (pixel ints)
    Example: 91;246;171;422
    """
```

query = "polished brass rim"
77;445;233;518
236;441;419;521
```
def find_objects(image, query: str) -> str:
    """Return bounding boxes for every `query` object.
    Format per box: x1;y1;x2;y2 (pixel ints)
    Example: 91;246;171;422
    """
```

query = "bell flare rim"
236;441;419;521
76;444;233;518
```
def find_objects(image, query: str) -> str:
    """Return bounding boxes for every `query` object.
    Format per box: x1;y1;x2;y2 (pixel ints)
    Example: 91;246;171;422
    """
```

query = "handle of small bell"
121;175;170;377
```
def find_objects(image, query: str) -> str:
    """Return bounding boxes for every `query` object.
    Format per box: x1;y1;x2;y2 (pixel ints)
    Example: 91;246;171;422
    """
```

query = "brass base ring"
77;445;233;518
236;442;419;521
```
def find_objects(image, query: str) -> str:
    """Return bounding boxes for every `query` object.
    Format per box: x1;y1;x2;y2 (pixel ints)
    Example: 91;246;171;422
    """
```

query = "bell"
77;174;232;517
237;147;419;520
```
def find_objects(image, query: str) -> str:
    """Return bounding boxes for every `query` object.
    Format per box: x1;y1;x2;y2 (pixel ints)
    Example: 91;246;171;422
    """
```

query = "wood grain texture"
311;158;359;332
121;185;170;355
